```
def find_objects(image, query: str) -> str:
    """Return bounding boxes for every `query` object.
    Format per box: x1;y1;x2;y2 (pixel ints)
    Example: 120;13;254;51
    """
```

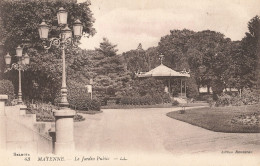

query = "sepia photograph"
0;0;259;165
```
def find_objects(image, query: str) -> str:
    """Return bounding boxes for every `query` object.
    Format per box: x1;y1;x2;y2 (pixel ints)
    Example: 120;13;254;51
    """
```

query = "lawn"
166;104;260;133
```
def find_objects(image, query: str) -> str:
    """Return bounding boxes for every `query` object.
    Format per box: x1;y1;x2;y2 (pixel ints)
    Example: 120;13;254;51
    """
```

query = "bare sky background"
78;0;260;53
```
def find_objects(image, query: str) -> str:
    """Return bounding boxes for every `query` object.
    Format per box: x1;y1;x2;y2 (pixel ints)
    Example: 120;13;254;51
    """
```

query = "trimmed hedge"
87;98;101;111
0;80;15;105
54;80;101;111
120;93;171;105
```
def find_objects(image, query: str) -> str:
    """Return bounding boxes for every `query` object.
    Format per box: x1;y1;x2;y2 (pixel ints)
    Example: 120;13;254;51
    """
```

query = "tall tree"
90;39;131;102
158;29;195;71
95;37;118;57
189;30;231;94
122;49;148;75
158;29;233;97
241;15;260;89
0;0;96;102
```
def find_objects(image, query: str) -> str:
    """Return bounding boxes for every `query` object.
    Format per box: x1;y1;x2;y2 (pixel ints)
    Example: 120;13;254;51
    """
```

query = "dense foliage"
54;80;101;111
119;78;171;105
120;94;171;105
0;79;15;105
241;16;260;90
122;16;259;101
87;38;132;102
212;89;259;107
27;103;85;122
0;0;95;103
0;0;259;107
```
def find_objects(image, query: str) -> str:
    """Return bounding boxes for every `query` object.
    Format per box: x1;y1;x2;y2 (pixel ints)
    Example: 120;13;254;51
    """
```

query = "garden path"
74;107;260;156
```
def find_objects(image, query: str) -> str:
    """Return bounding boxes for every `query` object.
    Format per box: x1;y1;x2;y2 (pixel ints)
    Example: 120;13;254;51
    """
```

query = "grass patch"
166;104;260;133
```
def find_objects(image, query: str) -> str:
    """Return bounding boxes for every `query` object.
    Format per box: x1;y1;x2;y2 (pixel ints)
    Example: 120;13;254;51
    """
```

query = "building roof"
137;64;190;78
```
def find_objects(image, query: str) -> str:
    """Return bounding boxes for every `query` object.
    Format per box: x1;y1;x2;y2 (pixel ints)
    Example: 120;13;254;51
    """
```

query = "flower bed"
231;113;259;126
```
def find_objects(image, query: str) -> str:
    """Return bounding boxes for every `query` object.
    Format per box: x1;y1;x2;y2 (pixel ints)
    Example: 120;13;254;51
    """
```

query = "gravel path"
74;107;260;155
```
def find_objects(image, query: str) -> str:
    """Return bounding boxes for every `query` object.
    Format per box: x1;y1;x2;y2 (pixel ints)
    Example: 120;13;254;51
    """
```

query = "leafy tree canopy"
241;15;260;89
0;0;96;102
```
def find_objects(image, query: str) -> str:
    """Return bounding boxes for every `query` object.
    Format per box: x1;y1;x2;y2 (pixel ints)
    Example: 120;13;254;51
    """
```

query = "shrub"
139;96;146;105
68;93;89;110
215;93;232;107
172;100;179;106
31;102;85;122
214;89;260;107
215;90;260;107
144;95;153;105
153;94;163;104
241;88;259;105
119;77;174;106
74;114;85;122
132;96;140;105
68;81;101;111
54;80;101;111
86;99;101;111
0;80;15;105
68;95;101;111
162;93;171;103
120;94;167;105
120;96;129;105
141;96;149;105
31;103;55;122
230;96;244;106
197;94;213;101
130;78;165;97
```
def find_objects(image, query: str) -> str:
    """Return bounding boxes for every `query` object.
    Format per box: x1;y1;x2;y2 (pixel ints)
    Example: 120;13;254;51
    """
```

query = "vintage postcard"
0;0;259;166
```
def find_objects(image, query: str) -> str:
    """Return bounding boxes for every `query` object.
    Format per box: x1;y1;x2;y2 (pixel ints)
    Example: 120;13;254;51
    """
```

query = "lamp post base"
53;108;75;155
59;87;69;107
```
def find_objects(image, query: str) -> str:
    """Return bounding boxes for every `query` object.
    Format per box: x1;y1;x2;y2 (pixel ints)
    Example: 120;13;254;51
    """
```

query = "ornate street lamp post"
4;46;30;106
38;7;83;108
38;7;83;155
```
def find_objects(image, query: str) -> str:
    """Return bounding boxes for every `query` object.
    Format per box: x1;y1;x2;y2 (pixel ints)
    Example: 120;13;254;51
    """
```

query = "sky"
78;0;260;53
